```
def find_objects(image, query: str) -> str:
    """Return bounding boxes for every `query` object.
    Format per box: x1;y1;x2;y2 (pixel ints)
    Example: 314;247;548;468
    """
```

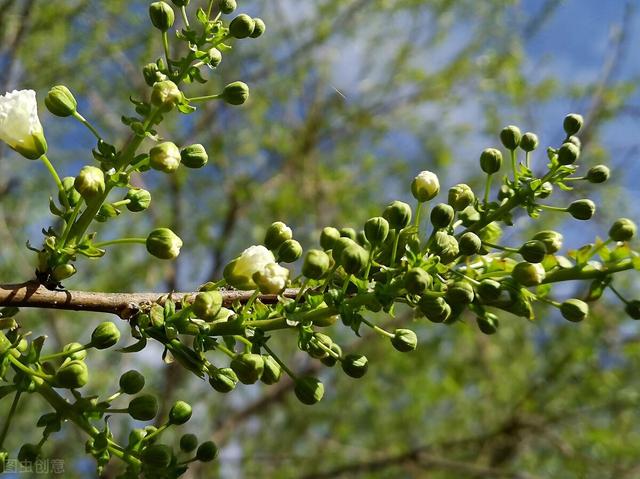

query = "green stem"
608;283;629;305
262;343;296;379
180;6;189;27
483;174;493;206
162;31;172;75
59;198;84;247
541;259;635;284
40;342;89;361
8;354;53;381
40;154;70;211
216;343;236;358
92;237;146;248
0;390;21;448
390;229;402;266
414;202;423;229
187;93;221;103
360;316;393;338
537;204;567;213
462;193;521;235
525;151;530;169
511;149;519;185
482;241;519;254
72;111;102;141
111;199;131;208
142;423;168;443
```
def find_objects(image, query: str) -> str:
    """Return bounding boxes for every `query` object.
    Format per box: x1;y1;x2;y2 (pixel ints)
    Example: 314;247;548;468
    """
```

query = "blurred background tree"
0;0;639;477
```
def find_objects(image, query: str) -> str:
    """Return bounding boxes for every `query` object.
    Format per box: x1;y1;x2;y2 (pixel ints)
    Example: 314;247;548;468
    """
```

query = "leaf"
585;277;612;302
633;256;640;271
0;307;19;318
116;336;147;353
49;197;65;217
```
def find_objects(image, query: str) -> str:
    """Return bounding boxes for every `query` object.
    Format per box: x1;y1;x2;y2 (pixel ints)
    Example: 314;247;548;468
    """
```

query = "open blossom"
0;89;47;159
253;262;289;294
411;170;440;202
223;245;276;290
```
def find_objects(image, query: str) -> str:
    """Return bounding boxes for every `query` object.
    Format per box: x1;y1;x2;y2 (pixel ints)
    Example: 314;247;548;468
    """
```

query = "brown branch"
0;282;299;319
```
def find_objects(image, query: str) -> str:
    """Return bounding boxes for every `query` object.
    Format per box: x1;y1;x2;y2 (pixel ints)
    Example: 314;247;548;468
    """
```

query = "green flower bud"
151;80;182;111
63;342;87;361
477;279;501;301
339;227;357;240
479;148;502;174
568;199;596;221
560;298;588;322
260;355;282;385
180;434;198;453
500;125;521;150
150;141;181;173
536;182;553;199
119;370;145;395
418;296;451;323
340;244;368;275
512;262;545;286
142;63;165;87
55;359;88;389
264;221;293;251
294;376;325;405
609;218;636;242
149;1;174;31
45;85;77;117
59;176;81;207
563;113;583;136
364;217;390;246
169;400;192;425
459;205;480;226
404;267;432;295
447;184;475;211
207;47;222;68
196;441;219;462
383;200;412;229
229;13;255;38
446;281;474;305
74;166;105;200
430;203;454;229
146;228;183;260
209;367;238;393
331;237;356;262
180;144;208;169
141;444;172;469
341;354;368;378
519;239;547;263
557;142;580;165
320;343;342;367
431;231;459;264
476;313;499;334
128;394;159;421
320;226;341;250
302;249;330;279
391;329;417;352
411;170;440;202
520;132;539;152
192;291;223;321
567;135;581;148
95;203;120;222
220;81;249;105
277;239;302;263
250;18;266;38
625;300;640;320
18;444;40;463
230;353;264;384
91;321;120;349
52;263;76;281
586;164;609;183
125;188;151;212
498;185;515;201
532;230;563;254
218;0;236;14
458;232;482;256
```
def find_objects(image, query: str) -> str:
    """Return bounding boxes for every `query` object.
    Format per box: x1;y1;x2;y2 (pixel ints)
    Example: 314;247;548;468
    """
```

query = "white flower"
411;170;440;202
223;245;276;290
253;262;289;294
0;89;47;159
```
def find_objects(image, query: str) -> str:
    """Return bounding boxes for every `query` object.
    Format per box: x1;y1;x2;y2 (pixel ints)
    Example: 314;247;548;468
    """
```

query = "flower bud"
250;18;266;38
520;132;539;152
253;262;289;294
458;231;482;256
411;170;440;202
229;14;255;38
0;89;48;160
498;185;515;201
220;81;249;105
563;113;583;136
151;80;182;111
142;63;165;87
302;249;330;279
609;218;636;242
230;353;264;384
96;203;119;222
18;444;40;463
431;231;459;264
418;296;451;323
586;165;609;183
512;262;545;286
91;322;120;349
560;298;588;322
519;239;547;263
383;200;412;229
149;1;174;31
180;144;208;169
476;313;499;334
204;48;223;69
339;227;357;240
196;441;218;462
320;227;340;250
404;267;432;295
260;355;282;385
169;400;192;425
320;343;342;367
500;125;521;150
340;244;368;275
277;239;302;263
294;376;324;405
180;434;198;453
74;166;105;200
391;329;417;352
128;394;159;421
264;221;292;251
567;199;596;221
52;263;76;281
119;370;145;395
218;0;236;14
306;333;332;359
625;300;640;320
192;291;223;321
536;182;553;199
224;245;275;290
146;228;183;260
59;177;81;207
141;444;172;469
331;237;356;262
45;85;77;117
446;281;474;305
479;148;502;174
430;203;454;229
125;188;151;212
171;0;189;6
362;218;388;247
532;230;563;254
63;342;87;361
341;354;368;378
55;360;88;389
209;367;238;393
447;184;474;211
150;141;181;173
557;142;580;165
477;279;501;301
